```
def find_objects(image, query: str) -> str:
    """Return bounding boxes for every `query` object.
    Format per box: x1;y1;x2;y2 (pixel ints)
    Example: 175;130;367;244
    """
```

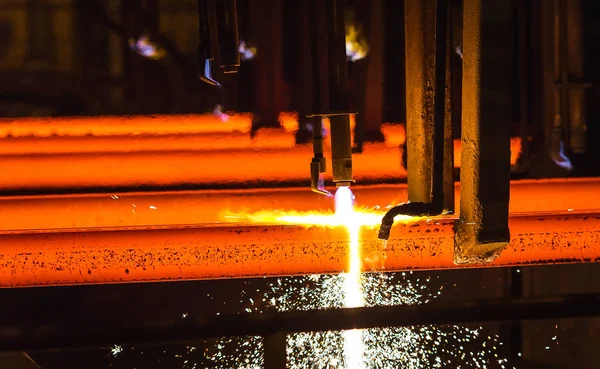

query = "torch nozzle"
377;202;434;240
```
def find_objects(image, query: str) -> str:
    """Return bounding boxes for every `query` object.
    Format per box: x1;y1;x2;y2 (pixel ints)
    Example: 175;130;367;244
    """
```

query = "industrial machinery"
0;0;599;368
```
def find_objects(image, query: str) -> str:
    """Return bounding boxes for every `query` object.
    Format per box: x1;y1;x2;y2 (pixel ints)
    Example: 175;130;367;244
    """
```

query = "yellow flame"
345;22;369;61
222;202;419;369
222;208;416;228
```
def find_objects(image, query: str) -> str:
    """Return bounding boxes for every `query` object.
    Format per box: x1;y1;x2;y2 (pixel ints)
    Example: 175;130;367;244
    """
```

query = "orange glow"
0;114;254;137
0;114;521;191
2;178;598;232
0;210;598;288
0;113;595;289
222;208;414;228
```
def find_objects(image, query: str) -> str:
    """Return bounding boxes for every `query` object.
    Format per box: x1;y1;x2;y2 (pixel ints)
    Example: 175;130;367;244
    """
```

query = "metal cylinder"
214;0;240;72
329;115;353;185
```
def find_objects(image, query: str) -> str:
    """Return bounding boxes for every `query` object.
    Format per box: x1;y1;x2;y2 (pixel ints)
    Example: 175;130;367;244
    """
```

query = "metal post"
565;0;587;154
404;0;452;212
249;0;284;128
404;0;437;204
454;0;513;264
443;2;454;214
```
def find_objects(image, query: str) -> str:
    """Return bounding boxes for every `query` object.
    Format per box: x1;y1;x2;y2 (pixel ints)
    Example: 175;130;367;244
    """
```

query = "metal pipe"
2;293;599;352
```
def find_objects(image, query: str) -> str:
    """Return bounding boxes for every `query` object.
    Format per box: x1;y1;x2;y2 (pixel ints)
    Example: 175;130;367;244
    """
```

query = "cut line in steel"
1;178;598;232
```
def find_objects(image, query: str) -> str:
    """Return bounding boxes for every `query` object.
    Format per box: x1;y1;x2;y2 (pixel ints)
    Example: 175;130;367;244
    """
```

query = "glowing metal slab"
0;211;598;288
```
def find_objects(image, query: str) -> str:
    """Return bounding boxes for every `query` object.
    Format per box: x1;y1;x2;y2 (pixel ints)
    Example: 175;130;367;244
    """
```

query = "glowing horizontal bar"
0;115;521;191
1;178;598;231
0;211;598;288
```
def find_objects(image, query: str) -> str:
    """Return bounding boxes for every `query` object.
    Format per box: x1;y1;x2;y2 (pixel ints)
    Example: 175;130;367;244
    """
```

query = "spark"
111;190;512;368
110;344;123;357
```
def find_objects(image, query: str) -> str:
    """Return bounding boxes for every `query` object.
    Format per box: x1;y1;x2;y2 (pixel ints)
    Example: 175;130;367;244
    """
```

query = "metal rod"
2;293;599;352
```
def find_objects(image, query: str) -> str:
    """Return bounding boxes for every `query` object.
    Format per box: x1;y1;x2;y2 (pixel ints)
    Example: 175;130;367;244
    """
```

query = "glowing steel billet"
0;115;521;191
1;178;598;232
0;114;255;138
0;211;598;288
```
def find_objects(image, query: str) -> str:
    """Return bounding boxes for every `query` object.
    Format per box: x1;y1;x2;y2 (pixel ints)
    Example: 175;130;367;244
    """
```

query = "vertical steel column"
565;0;587;154
454;0;513;264
308;0;354;189
214;0;240;73
354;0;386;150
327;0;354;187
443;3;455;214
404;0;452;212
378;0;451;240
249;0;284;128
405;0;437;204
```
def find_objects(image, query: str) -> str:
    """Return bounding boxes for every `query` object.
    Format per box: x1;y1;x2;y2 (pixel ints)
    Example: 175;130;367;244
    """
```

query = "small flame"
345;19;369;61
238;40;257;61
129;35;166;60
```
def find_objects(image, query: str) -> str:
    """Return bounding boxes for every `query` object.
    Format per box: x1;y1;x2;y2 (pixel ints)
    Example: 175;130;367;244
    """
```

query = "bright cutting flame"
113;193;515;368
335;187;365;369
222;207;414;228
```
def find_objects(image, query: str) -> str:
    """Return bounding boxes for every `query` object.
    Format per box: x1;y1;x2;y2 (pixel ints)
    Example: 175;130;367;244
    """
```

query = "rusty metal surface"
455;0;513;264
0;211;598;288
1;178;598;232
404;0;437;204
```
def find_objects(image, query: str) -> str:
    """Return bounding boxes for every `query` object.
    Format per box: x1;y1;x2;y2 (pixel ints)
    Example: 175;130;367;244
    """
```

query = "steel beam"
404;0;437;204
455;0;513;264
0;211;598;288
0;178;598;233
0;115;522;192
1;293;599;352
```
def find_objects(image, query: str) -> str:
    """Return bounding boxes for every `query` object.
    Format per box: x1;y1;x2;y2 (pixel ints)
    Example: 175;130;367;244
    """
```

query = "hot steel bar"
0;211;598;288
0;115;521;191
2;293;599;352
1;178;597;232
